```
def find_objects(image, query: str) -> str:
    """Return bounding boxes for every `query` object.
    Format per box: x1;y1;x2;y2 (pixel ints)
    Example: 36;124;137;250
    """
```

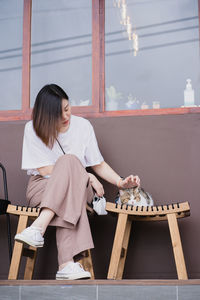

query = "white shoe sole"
15;233;44;248
56;271;91;280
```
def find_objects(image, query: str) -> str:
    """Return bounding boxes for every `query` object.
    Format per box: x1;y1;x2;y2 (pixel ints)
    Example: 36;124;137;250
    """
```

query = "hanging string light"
126;16;132;40
132;32;138;56
120;0;127;25
113;0;139;56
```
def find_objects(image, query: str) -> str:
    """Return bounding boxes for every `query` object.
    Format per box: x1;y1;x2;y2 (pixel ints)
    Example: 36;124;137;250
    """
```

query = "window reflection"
0;0;23;110
105;0;200;111
31;0;92;108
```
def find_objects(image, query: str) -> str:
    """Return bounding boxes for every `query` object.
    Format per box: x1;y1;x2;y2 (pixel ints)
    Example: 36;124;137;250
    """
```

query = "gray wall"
0;114;200;279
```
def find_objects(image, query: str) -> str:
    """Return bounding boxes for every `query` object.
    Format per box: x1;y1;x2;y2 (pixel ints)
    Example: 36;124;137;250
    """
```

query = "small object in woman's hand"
92;195;108;215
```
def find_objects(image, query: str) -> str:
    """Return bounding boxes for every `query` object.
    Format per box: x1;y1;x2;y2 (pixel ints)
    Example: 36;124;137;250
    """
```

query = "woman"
15;84;140;280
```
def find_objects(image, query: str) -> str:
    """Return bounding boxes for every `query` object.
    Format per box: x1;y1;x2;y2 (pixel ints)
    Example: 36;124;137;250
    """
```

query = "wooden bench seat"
106;201;190;280
7;204;94;280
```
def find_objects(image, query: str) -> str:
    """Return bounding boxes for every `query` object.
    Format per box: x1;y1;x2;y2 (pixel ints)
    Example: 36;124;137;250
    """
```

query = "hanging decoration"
113;0;139;56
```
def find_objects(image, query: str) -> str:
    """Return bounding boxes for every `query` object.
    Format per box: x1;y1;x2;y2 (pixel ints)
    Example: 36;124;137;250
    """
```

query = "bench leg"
167;213;188;280
24;246;37;280
107;213;131;280
116;217;132;280
79;249;94;279
8;215;28;280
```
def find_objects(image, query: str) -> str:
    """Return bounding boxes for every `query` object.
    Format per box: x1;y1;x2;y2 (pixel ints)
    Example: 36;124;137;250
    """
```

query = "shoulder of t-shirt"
71;115;93;130
24;120;34;133
24;120;39;141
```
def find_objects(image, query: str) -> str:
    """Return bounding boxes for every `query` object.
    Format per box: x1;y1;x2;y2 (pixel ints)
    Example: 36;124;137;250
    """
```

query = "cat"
116;186;154;207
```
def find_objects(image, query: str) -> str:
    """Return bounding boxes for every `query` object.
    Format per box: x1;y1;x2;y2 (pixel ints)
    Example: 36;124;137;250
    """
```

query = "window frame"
0;0;200;121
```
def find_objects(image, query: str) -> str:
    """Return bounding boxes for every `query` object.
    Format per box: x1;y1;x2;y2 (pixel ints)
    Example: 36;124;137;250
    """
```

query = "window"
31;0;92;108
105;0;200;112
0;0;23;111
0;0;200;121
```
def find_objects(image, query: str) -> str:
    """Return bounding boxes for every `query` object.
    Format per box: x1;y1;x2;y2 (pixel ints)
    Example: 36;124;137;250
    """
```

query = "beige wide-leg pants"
26;154;94;265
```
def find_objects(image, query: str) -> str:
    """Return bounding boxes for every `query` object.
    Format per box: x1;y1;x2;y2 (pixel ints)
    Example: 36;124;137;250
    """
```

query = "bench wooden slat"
7;204;40;217
106;202;190;217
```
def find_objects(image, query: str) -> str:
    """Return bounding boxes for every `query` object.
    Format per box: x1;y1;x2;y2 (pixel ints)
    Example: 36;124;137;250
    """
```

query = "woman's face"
58;99;71;132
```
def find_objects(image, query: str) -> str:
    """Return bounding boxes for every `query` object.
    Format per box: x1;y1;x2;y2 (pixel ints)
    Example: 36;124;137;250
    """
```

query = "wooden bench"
7;204;94;280
106;201;190;280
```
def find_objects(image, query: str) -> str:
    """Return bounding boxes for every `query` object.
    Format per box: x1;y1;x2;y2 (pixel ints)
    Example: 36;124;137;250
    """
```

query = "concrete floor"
0;280;200;300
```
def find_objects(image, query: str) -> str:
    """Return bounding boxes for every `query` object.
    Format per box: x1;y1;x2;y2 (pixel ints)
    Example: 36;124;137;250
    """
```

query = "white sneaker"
15;226;44;248
56;262;91;280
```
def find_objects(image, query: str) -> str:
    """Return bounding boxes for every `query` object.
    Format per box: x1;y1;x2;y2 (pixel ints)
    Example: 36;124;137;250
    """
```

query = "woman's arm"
37;164;106;197
37;161;140;194
88;173;104;197
91;161;140;189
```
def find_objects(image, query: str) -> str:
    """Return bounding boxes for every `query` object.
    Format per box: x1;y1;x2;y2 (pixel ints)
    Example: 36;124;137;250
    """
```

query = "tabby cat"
116;186;154;207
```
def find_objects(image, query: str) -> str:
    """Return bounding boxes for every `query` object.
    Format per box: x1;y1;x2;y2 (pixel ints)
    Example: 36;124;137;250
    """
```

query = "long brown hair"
32;84;69;147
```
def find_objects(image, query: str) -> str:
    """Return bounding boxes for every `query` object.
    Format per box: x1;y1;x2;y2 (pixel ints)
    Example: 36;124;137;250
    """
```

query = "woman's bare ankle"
31;208;55;236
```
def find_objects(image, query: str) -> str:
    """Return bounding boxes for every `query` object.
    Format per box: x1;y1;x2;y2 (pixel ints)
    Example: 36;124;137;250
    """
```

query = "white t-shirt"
22;115;104;175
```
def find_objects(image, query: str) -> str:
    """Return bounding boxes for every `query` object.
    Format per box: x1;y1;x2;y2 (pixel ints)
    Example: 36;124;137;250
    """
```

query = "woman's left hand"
118;175;140;189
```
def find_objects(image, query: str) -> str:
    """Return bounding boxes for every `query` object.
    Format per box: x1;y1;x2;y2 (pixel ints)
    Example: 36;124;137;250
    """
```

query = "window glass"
105;0;200;111
31;0;92;107
0;0;23;110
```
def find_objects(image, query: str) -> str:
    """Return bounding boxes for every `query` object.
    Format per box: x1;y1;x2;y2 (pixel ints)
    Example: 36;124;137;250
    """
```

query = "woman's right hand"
118;175;140;189
88;173;104;197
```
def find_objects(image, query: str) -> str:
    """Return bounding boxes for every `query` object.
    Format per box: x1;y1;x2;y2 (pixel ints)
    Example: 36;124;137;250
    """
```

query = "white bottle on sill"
184;79;195;107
